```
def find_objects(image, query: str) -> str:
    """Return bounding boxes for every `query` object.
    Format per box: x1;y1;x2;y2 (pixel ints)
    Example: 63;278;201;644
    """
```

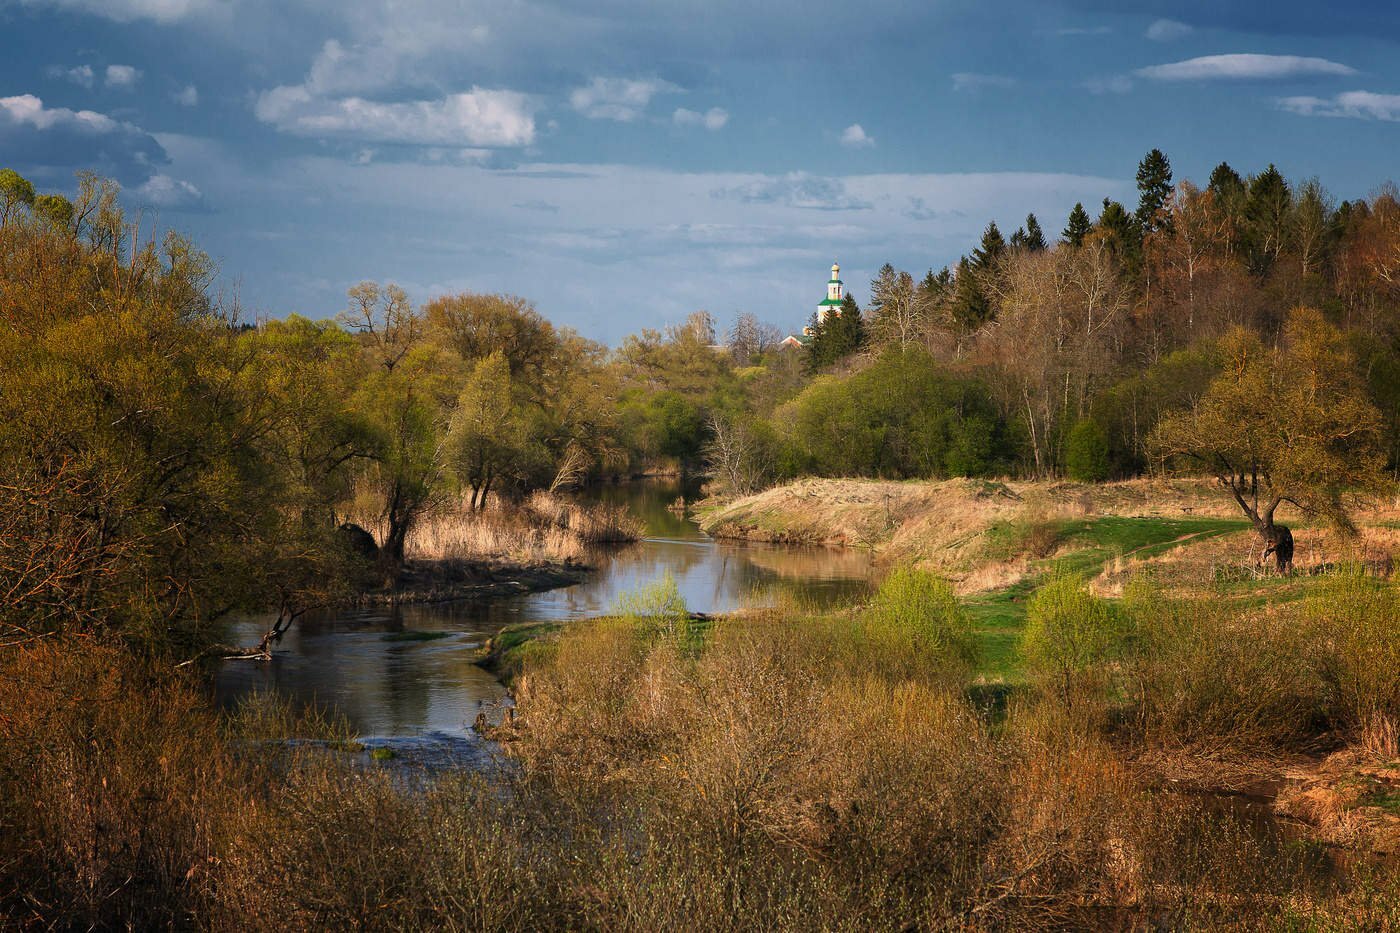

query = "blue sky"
3;0;1400;344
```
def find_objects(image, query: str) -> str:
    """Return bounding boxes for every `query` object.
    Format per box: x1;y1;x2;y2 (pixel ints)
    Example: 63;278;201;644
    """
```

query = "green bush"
859;567;979;680
1065;418;1111;482
1021;571;1128;692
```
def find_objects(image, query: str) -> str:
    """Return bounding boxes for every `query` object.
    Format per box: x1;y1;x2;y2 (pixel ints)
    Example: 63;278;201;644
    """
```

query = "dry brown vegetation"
6;565;1398;929
699;477;1399;595
348;490;642;568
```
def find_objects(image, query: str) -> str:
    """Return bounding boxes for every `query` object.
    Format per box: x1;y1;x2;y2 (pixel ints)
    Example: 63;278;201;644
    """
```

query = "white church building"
780;261;845;349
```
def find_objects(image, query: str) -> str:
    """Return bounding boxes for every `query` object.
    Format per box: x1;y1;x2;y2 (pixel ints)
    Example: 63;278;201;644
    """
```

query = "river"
215;480;875;763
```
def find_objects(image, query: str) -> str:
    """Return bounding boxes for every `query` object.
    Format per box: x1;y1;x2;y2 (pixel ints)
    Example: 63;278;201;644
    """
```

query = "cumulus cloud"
135;173;204;209
1279;90;1400;121
672;106;728;130
1136;54;1355;81
174;84;198;106
0;93;166;179
569;77;682;122
254;85;536;147
19;0;218;23
104;64;141;90
1145;19;1193;41
840;123;874;148
951;72;1016;92
47;64;94;88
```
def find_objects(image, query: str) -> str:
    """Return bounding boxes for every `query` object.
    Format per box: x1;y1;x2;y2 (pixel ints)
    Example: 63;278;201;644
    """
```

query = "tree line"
1;151;1396;643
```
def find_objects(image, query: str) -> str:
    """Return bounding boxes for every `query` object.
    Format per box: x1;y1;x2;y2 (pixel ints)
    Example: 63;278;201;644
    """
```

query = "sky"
4;1;1400;345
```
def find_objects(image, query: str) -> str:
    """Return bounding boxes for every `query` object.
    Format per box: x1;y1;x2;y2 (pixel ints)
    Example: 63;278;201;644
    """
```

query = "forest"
1;152;1398;928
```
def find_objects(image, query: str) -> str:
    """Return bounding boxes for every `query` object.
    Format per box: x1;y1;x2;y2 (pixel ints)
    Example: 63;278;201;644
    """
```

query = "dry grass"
350;491;642;567
5;559;1400;928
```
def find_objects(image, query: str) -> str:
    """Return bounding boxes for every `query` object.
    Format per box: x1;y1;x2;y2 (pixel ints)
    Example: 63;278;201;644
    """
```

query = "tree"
972;220;1006;268
1097;198;1141;273
339;281;420;373
1023;213;1048;252
0;168;35;226
1065;419;1111;481
1151;307;1389;571
1243;165;1291;279
1135;148;1174;234
32;193;74;231
703;411;777;495
1062;203;1092;247
423;292;556;381
807;295;865;368
446;352;538;509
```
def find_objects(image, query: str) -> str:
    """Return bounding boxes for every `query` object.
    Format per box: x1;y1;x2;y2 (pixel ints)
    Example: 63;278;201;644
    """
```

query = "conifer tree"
1062;202;1092;247
1097;197;1142;273
1135;148;1174;234
972;221;1006;269
951;256;991;330
1023;213;1048;251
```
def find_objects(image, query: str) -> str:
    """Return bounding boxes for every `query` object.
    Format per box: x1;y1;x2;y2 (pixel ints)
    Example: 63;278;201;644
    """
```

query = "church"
780;261;845;349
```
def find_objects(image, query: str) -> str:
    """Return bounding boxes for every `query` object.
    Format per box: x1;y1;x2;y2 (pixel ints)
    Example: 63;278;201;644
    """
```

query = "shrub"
1021;571;1128;695
859;567;979;681
1120;578;1330;748
1065;418;1111;482
1304;567;1400;747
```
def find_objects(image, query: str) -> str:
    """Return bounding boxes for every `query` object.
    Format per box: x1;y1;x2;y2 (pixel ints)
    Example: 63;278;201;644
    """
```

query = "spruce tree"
1135;148;1174;234
972;221;1006;269
1207;162;1245;201
951;256;991;330
1062;202;1092;247
1024;213;1048;251
1243;164;1291;278
1097;197;1142;273
828;294;866;358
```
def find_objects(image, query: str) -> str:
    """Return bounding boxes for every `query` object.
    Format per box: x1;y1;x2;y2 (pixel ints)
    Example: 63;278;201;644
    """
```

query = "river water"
215;480;874;761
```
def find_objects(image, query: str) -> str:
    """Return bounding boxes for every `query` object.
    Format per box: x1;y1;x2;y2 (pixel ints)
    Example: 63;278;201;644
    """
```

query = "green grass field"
968;515;1250;680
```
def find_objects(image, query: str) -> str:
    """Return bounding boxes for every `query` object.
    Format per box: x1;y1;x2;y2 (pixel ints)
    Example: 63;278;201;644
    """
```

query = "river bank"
355;557;591;607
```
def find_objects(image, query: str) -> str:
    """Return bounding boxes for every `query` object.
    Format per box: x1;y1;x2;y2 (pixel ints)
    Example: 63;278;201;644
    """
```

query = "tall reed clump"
1303;567;1400;755
404;493;641;565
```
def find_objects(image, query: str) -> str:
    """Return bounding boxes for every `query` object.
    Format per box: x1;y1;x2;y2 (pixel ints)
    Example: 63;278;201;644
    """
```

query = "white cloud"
1136;54;1355;81
1083;75;1133;95
46;64;94;88
174;84;198;106
1145;19;1193;41
673;106;729;130
1279;90;1400;121
1;93;120;133
20;0;218;22
951;72;1016;92
135;173;204;209
104;64;141;90
570;77;682;122
0;93;166;179
254;85;536;147
840;123;874;148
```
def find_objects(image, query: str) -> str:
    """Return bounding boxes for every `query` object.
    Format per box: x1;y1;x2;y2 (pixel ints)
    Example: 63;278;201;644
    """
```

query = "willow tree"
1151;307;1388;572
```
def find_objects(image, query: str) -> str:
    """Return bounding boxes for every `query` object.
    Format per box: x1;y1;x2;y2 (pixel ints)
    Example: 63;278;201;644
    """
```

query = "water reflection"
215;479;874;745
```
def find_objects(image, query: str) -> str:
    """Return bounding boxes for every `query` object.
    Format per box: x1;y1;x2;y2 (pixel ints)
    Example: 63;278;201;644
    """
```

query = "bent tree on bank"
1151;307;1390;572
